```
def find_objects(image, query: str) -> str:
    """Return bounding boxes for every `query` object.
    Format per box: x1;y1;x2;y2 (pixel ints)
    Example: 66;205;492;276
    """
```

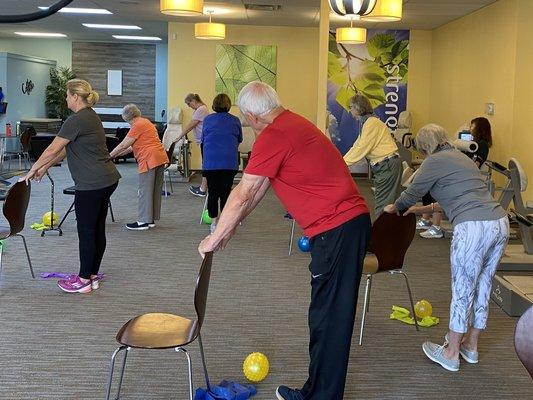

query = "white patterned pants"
449;217;509;333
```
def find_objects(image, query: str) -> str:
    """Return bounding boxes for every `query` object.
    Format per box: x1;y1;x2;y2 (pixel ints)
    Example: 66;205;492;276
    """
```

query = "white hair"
416;123;452;155
122;103;141;122
236;81;281;116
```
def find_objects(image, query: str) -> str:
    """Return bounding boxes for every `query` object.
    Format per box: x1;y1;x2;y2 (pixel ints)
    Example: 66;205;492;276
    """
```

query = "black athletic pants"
203;170;237;219
75;182;118;279
300;213;371;399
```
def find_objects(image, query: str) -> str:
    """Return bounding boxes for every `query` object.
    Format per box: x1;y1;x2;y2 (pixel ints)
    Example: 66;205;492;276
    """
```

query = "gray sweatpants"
370;156;402;217
449;216;509;333
138;165;164;224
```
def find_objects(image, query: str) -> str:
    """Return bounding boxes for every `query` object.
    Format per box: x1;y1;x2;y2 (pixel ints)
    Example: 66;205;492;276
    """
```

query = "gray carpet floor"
0;162;531;399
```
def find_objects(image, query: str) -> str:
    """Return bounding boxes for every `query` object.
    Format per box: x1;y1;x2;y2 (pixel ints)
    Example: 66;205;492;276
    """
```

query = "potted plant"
45;67;76;120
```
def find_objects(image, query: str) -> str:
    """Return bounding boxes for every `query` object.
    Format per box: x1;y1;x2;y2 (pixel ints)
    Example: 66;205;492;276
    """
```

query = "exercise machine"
486;158;533;316
485;158;533;270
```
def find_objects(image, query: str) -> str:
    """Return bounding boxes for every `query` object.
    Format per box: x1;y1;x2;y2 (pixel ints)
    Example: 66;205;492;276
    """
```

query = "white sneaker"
91;277;100;290
210;222;217;234
420;225;443;239
416;219;432;230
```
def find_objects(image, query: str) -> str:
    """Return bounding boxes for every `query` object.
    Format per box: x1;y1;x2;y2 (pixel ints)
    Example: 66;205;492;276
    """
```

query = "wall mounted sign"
107;70;122;96
21;79;35;95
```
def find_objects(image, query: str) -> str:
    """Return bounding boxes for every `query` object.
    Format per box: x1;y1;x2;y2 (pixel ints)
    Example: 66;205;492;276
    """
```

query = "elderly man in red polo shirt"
199;81;370;400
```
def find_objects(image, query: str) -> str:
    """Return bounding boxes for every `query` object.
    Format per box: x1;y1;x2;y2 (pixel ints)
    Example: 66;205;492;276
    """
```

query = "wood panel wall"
72;42;156;118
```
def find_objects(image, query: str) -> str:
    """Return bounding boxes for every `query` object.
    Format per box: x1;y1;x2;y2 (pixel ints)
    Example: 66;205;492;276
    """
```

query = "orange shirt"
127;117;169;173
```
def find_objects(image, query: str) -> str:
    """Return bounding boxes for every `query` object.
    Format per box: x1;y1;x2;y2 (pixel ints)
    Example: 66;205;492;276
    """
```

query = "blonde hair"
416;124;452;155
66;79;99;106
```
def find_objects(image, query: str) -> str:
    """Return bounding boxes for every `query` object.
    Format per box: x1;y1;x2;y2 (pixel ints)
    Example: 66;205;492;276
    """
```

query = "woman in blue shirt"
202;93;243;232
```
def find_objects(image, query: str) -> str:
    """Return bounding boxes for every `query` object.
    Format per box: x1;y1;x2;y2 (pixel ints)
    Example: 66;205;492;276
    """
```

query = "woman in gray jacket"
384;124;509;372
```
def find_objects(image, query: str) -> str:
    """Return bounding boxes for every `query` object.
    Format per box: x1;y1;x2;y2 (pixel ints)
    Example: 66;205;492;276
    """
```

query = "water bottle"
5;123;12;136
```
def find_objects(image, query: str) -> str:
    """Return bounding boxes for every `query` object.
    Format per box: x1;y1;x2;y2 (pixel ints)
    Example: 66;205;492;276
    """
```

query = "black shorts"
422;192;435;206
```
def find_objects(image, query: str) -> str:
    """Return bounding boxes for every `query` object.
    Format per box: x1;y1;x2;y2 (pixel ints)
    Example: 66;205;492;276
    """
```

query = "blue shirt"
202;112;243;170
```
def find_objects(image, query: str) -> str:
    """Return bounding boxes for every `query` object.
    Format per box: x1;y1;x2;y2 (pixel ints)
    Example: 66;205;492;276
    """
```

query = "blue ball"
298;236;311;252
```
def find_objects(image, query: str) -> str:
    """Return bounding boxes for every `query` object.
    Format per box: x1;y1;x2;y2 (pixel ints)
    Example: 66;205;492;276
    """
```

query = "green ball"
202;210;212;225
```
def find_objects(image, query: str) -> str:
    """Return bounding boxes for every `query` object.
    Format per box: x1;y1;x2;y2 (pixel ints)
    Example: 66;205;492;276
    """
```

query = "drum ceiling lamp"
328;0;377;17
195;10;226;40
336;17;367;44
160;0;204;15
361;0;403;22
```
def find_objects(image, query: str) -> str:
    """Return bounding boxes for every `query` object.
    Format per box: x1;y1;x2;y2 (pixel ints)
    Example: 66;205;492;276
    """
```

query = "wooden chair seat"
116;313;196;349
362;254;379;275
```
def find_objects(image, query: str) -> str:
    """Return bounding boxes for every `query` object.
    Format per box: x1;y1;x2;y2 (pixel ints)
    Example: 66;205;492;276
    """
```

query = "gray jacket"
394;146;506;226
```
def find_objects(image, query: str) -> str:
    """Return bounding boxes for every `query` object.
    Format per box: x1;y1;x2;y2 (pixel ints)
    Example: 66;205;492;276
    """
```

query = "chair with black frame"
515;305;533;379
358;211;419;345
163;142;176;197
57;186;115;229
105;252;214;400
3;126;36;170
0;181;34;278
112;127;134;163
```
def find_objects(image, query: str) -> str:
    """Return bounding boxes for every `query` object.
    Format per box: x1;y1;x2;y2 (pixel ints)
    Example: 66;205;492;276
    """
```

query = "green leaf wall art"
215;45;277;102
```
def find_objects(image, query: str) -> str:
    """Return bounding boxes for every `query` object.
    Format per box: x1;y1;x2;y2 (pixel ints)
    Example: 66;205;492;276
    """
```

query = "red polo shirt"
245;110;369;238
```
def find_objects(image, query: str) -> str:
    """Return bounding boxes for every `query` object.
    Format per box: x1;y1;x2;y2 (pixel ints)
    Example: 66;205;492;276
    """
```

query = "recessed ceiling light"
83;24;141;30
38;7;112;14
15;32;67;37
113;35;162;41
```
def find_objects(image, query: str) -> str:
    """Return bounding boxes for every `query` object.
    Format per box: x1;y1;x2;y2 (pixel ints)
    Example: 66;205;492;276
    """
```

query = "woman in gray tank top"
384;124;509;372
21;79;120;294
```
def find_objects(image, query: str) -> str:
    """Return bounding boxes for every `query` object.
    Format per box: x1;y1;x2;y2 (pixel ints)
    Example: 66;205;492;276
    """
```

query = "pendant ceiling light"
328;0;377;16
336;17;367;45
160;0;204;16
361;0;403;22
195;11;226;40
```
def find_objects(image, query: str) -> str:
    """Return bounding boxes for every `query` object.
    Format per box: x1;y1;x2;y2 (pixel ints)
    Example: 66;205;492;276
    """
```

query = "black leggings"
75;182;118;279
203;170;237;219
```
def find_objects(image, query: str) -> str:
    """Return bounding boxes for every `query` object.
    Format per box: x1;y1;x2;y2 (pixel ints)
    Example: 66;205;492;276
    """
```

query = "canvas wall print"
215;45;277;102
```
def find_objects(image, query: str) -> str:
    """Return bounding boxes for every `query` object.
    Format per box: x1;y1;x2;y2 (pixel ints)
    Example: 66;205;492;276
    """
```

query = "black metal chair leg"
108;201;115;222
16;234;34;278
106;345;129;400
58;201;75;229
198;333;212;391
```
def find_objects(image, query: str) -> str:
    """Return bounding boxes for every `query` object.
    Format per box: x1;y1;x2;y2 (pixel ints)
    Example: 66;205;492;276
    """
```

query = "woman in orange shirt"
110;104;169;230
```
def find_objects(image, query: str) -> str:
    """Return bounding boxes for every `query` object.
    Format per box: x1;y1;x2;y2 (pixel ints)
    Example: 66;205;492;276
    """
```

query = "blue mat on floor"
194;380;257;400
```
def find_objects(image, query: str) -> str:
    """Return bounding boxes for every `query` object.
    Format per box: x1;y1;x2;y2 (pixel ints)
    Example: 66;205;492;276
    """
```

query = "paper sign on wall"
107;70;122;96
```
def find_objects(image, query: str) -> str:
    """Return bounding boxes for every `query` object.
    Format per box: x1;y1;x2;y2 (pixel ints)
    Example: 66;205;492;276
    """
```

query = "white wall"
0;38;71;68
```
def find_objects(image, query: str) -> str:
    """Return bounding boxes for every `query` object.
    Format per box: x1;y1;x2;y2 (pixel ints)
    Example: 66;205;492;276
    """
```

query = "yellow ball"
415;299;433;319
42;211;59;227
243;352;269;382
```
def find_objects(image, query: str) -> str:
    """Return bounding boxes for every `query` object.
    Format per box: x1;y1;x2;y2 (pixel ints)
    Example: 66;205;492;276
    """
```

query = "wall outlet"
485;102;495;116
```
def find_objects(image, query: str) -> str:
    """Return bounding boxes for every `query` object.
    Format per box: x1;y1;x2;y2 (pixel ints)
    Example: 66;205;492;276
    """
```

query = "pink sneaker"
58;275;92;294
